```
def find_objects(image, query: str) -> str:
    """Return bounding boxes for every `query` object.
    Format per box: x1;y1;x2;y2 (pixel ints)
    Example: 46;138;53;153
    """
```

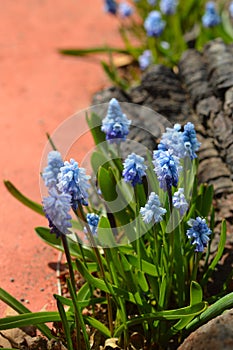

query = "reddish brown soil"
0;0;122;316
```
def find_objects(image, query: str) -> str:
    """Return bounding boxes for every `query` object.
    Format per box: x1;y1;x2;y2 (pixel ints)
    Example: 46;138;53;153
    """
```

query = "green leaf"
59;46;129;56
98;166;118;203
86;112;106;146
97;216;116;247
54;295;74;350
114;302;207;337
0;288;53;339
84;316;111;338
202;220;226;286
0;312;67;330
4;180;44;216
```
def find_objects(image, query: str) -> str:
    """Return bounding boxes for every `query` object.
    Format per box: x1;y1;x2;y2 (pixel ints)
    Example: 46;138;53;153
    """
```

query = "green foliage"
59;0;233;88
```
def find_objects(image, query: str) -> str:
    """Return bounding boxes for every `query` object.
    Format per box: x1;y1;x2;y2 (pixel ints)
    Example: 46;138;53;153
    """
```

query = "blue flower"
153;150;181;191
186;217;212;252
42;151;64;189
230;2;233;17
202;2;221;27
104;0;118;14
148;0;157;5
172;188;188;215
140;192;166;223
43;187;72;237
160;0;177;15
86;213;100;236
123;153;147;187
57;159;90;209
101;98;131;144
144;11;165;37
138;50;152;70
182;122;201;160
158;124;186;158
119;2;134;17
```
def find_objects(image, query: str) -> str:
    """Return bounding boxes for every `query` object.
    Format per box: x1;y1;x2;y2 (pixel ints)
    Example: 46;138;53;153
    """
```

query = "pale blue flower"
158;124;185;158
138;50;152;70
57;159;90;209
86;213;100;236
153;150;181;191
186;217;212;252
101;98;131;144
119;2;134;17
140;192;166;223
43;187;72;237
123;153;147;187
144;11;165;37
160;0;177;15
172;188;188;215
104;0;118;14
202;2;221;27
148;0;157;5
230;2;233;17
42;151;64;189
182;122;201;160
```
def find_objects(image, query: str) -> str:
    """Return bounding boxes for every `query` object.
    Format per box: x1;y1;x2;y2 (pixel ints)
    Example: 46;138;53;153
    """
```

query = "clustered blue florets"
202;1;220;27
138;50;152;70
42;151;64;189
186;217;212;252
172;188;188;216
104;0;118;14
119;2;134;17
160;0;177;15
123;153;147;187
57;159;90;209
183;122;201;160
140;192;167;224
86;213;100;236
153;150;181;191
144;11;165;37
43;187;72;237
101;98;131;144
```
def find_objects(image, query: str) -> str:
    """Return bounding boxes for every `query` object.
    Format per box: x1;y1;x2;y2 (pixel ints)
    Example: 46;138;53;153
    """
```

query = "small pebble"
20;298;25;302
40;288;44;292
10;278;15;282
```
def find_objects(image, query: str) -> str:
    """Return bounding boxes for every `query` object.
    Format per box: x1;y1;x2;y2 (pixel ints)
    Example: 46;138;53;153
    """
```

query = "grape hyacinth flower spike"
123;153;147;187
158;123;185;158
43;187;72;237
172;188;188;216
202;1;221;28
101;98;131;144
140;192;166;224
153;150;181;192
144;11;165;37
118;2;134;18
186;217;212;252
57;158;90;210
138;50;152;70
42;150;64;189
86;213;100;236
182;122;201;160
104;0;118;14
160;0;177;15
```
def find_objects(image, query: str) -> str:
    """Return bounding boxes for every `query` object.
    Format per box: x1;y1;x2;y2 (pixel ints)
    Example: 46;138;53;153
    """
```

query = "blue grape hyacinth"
57;159;90;209
158;124;185;158
42;151;64;189
160;0;177;15
101;98;131;144
43;187;72;237
123;153;147;187
119;2;134;18
202;2;220;27
186;217;212;252
182;122;201;160
153;150;181;192
140;192;166;224
104;0;118;14
172;188;188;216
230;2;233;18
86;213;100;236
144;11;165;37
138;50;152;70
